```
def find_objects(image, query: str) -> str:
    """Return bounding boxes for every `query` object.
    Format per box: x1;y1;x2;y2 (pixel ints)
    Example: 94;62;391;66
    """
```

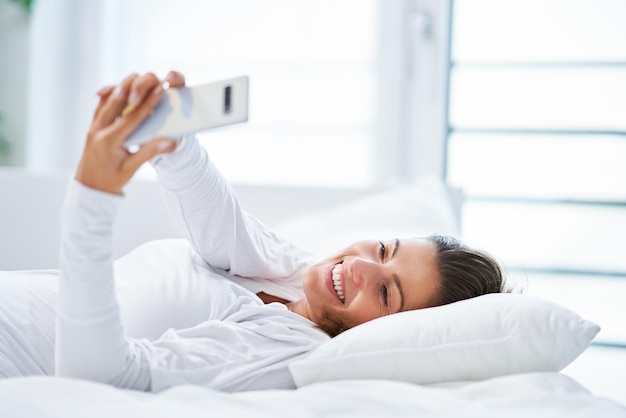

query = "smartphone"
125;75;249;147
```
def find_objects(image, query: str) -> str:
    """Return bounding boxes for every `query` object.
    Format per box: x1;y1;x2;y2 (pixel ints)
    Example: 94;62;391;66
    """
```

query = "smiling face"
294;238;440;335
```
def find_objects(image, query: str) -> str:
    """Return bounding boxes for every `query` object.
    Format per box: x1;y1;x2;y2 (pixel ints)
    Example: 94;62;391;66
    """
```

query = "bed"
0;372;622;417
0;169;624;417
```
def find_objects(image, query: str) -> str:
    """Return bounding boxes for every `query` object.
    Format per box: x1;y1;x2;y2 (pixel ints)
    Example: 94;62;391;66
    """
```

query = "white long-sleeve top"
55;136;330;392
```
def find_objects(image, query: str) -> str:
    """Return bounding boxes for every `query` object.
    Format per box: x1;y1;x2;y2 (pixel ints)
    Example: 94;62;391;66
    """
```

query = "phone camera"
224;86;232;114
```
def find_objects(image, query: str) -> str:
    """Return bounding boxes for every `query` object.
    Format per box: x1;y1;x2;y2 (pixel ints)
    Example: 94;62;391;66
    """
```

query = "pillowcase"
288;293;600;387
273;175;460;260
114;239;218;340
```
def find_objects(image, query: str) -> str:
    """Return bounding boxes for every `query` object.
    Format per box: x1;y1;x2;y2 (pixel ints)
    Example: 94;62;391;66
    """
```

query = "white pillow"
114;239;217;340
288;293;600;387
274;175;459;260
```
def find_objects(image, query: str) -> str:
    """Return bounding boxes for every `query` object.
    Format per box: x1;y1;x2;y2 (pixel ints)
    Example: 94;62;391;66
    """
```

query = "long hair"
426;234;505;307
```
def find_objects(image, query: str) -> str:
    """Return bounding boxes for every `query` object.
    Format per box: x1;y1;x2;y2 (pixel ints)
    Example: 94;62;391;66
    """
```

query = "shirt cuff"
149;134;208;190
63;178;124;222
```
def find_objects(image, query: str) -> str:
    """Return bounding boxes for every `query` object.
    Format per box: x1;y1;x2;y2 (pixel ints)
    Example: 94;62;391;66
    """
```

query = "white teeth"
332;264;345;302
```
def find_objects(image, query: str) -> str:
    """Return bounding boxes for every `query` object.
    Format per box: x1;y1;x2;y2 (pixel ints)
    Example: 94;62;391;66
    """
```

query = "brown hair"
426;234;505;307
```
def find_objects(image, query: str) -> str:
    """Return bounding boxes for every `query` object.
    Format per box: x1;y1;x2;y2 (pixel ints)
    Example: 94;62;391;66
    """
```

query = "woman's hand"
75;71;186;195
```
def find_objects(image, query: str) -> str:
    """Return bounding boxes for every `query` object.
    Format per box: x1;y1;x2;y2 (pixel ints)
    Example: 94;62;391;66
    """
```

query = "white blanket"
1;372;623;418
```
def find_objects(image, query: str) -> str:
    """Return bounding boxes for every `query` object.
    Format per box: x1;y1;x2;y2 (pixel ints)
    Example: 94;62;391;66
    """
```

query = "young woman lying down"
0;71;504;392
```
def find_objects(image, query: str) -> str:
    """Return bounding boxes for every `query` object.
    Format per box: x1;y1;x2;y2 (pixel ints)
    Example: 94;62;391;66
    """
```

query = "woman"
2;71;503;392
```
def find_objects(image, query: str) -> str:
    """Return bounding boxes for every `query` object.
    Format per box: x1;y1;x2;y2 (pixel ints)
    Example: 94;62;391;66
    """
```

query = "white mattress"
0;372;623;418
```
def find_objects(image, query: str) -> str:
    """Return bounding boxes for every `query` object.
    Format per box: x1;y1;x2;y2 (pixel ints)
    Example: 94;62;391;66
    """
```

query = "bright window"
104;0;381;187
447;0;626;345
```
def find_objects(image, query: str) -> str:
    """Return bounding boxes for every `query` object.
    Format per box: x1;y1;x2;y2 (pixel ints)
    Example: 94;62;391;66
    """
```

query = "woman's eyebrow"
391;239;404;311
391;238;400;259
393;273;405;312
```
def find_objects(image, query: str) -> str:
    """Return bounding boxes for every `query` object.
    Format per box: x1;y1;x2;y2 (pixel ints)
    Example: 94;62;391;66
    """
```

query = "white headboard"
0;168;462;270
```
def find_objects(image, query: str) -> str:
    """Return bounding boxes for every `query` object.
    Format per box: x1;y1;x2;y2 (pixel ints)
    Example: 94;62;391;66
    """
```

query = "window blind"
446;0;626;346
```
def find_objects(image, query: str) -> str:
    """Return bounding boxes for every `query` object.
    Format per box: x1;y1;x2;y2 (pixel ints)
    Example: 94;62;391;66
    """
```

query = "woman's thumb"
125;137;177;172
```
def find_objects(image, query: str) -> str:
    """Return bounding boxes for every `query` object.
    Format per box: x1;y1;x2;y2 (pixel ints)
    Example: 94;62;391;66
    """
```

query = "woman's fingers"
92;71;184;131
164;70;186;88
96;85;116;97
120;71;185;119
102;82;165;147
92;85;116;120
121;72;161;117
90;70;187;148
92;73;138;131
124;136;177;174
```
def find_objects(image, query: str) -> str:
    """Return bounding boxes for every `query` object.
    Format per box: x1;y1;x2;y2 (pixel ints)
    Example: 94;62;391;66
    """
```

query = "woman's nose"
349;257;380;288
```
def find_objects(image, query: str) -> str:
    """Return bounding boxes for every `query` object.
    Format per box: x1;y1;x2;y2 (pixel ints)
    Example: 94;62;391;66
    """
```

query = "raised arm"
56;72;319;390
56;72;177;388
151;134;312;280
150;73;313;288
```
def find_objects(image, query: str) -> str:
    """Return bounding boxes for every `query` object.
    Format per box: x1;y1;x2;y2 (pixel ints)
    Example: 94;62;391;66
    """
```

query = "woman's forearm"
56;179;151;390
151;135;312;281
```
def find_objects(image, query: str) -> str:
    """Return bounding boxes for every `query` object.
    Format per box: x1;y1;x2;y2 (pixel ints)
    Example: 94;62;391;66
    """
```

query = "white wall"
0;168;378;270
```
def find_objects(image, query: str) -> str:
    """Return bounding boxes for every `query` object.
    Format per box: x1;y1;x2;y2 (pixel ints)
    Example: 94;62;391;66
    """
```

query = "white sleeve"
55;178;323;391
55;179;153;389
150;135;314;283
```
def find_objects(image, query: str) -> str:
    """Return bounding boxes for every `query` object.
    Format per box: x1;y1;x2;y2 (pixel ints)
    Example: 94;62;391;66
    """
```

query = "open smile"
330;263;345;303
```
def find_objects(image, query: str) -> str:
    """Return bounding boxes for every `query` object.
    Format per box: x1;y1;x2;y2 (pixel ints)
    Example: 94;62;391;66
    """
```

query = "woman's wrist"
151;134;207;189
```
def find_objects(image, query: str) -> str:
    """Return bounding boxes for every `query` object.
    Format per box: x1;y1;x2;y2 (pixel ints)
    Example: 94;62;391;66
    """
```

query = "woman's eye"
378;241;386;260
381;285;389;306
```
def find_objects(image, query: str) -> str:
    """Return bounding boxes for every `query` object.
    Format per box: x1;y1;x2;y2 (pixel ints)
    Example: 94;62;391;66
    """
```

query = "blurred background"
1;0;624;404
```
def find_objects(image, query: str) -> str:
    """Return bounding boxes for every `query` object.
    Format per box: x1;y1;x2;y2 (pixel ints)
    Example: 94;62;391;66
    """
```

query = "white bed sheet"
1;372;623;418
